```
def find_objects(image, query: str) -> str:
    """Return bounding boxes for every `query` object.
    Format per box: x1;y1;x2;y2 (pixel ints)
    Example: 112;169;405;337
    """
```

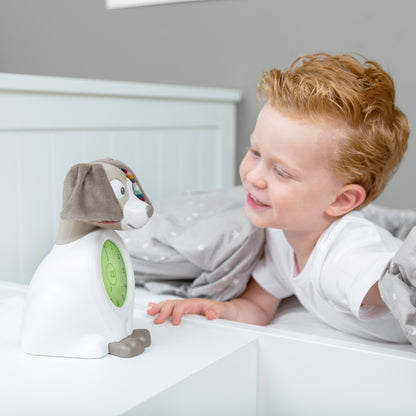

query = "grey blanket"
379;227;416;347
361;204;416;240
360;204;416;347
122;187;264;301
122;187;416;345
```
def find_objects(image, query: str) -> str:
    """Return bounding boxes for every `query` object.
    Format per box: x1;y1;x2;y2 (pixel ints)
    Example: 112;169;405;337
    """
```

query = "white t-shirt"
252;211;408;343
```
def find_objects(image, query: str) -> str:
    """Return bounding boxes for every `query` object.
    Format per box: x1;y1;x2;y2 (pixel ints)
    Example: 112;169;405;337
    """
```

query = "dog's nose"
146;205;154;218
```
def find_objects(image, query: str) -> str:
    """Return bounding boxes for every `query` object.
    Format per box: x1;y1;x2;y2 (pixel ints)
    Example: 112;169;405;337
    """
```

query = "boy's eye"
273;166;289;178
248;147;260;158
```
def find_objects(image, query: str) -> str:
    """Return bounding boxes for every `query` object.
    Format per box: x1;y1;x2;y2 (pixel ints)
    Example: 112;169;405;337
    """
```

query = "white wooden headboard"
0;73;241;284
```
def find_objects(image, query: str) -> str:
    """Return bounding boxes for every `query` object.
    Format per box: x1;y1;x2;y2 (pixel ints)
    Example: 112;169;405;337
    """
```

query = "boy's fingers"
147;298;220;325
171;300;201;325
205;308;217;319
204;303;222;320
151;301;177;324
146;302;159;316
172;307;184;325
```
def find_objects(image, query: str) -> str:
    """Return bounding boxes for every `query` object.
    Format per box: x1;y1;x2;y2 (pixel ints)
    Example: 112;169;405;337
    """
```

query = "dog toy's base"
108;328;151;358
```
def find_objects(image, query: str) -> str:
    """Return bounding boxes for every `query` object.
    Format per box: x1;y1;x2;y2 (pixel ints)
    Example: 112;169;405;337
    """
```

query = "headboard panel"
0;73;241;284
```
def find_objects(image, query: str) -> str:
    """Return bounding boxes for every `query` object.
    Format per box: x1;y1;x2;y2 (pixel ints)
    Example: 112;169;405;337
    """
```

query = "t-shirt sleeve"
319;220;400;320
252;230;294;300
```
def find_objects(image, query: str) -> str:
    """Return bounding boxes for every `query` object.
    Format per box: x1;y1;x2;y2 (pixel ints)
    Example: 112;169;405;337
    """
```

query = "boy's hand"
147;298;235;325
147;279;280;326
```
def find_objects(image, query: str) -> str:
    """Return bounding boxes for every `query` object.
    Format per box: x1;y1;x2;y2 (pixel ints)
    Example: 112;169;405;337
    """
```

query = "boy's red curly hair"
258;53;409;206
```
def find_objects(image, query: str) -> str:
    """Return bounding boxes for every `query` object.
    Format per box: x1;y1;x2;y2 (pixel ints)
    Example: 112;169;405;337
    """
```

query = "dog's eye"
110;179;127;199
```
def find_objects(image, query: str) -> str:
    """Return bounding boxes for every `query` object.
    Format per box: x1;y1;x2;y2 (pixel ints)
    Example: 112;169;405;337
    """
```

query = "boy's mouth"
247;192;269;208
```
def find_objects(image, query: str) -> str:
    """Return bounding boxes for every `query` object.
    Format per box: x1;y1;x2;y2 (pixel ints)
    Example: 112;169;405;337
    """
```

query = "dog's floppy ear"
60;163;123;222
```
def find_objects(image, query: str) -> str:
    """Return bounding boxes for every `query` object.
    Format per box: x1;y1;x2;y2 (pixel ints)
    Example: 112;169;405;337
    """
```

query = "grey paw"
108;328;151;358
129;328;151;348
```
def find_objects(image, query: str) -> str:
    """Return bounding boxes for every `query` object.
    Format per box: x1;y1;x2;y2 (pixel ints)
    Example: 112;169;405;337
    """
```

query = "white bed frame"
0;73;240;285
0;73;415;416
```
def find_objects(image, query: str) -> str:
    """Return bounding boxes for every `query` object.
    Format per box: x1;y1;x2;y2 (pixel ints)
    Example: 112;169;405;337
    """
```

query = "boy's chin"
244;206;270;229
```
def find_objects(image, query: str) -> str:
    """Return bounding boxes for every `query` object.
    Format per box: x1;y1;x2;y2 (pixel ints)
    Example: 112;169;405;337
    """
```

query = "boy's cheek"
239;157;250;181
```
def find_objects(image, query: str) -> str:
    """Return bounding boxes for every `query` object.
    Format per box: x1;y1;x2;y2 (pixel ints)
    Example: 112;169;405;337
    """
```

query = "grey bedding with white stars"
121;187;265;301
121;186;416;345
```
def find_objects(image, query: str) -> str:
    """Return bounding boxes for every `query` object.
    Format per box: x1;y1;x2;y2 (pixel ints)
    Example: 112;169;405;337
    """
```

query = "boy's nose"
247;166;267;189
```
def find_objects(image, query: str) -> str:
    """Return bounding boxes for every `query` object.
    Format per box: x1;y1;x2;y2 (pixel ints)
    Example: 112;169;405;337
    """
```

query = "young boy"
147;53;410;343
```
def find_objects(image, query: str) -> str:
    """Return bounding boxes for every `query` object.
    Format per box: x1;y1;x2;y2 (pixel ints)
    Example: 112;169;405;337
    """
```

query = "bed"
0;73;415;416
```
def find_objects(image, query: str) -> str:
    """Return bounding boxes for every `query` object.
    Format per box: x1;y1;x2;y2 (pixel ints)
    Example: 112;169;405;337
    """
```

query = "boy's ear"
326;184;366;217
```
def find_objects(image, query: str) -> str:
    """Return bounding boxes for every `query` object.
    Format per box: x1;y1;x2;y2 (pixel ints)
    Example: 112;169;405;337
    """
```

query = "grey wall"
1;0;415;208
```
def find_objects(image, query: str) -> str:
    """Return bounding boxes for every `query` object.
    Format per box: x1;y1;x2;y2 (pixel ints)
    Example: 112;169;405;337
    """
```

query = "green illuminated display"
101;240;128;307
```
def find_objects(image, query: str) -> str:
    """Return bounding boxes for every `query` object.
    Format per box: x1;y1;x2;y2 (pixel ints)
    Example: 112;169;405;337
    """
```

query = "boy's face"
240;103;345;235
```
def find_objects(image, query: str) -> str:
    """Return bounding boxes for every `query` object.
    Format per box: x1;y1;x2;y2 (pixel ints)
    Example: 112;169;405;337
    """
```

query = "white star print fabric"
121;187;265;301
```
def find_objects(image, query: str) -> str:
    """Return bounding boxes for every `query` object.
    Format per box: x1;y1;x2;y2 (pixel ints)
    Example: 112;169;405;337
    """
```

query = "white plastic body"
20;229;135;358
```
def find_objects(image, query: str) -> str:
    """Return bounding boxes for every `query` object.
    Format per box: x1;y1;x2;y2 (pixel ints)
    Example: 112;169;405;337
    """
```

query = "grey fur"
60;158;150;222
60;162;122;222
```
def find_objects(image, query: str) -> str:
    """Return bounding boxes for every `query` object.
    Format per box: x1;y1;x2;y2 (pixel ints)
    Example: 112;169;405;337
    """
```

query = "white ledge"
0;72;242;103
106;0;204;9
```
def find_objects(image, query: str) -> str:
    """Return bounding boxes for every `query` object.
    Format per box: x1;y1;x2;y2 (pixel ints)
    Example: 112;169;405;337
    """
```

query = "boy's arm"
362;282;386;306
147;278;281;326
229;278;281;324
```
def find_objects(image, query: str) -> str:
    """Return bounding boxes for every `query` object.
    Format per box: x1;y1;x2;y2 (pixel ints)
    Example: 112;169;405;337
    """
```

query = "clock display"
101;240;128;307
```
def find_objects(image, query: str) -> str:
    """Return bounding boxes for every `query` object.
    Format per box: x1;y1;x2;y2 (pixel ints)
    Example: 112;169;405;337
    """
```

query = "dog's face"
60;159;153;231
105;165;153;230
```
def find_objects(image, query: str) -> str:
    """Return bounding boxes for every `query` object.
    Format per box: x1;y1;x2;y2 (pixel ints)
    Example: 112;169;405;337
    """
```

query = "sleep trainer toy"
20;158;153;358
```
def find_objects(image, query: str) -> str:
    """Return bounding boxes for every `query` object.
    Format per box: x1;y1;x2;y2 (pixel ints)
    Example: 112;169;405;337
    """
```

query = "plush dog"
21;158;153;358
